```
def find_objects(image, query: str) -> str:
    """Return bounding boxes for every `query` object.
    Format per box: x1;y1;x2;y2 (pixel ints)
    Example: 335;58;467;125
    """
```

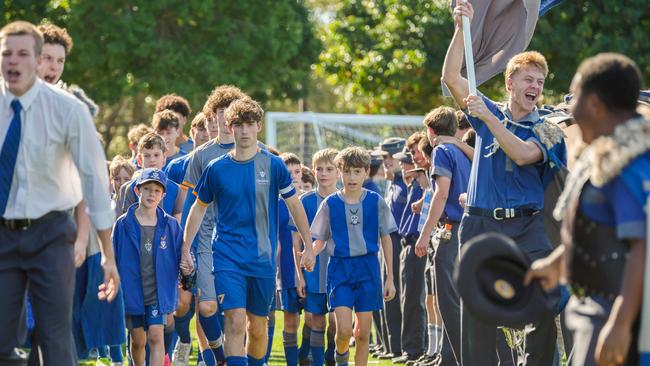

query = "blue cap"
377;137;406;156
137;168;167;192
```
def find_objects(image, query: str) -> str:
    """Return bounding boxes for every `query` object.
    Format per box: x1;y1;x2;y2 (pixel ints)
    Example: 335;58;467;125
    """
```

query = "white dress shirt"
0;78;113;230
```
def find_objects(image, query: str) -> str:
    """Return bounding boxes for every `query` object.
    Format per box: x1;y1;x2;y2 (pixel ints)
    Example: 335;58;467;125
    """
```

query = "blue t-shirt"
386;172;408;227
194;149;296;278
465;97;553;210
579;154;649;241
399;181;423;237
431;143;471;222
292;190;329;293
311;189;397;258
163;148;188;171
277;199;297;289
179;138;194;153
165;154;192;185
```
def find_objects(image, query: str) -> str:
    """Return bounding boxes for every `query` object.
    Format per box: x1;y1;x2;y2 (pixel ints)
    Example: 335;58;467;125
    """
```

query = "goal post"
265;112;425;164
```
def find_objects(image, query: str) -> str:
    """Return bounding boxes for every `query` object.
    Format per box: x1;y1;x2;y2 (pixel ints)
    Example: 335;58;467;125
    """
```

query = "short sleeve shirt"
464;96;548;210
431;143;471;221
194;149;296;277
311;189;397;258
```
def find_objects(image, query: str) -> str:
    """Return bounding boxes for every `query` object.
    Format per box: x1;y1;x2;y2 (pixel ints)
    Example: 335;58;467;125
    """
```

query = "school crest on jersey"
160;236;167;250
349;209;360;226
145;239;152;253
256;169;269;185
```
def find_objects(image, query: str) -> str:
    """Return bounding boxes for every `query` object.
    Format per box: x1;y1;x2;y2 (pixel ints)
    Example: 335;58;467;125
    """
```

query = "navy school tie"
0;99;23;215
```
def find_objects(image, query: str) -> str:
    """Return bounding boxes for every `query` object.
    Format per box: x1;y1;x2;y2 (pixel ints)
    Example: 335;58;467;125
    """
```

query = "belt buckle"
6;219;31;230
493;208;504;220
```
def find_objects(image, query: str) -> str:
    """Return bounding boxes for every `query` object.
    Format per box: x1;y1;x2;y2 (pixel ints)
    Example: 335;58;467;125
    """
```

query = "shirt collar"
499;103;540;124
2;77;42;111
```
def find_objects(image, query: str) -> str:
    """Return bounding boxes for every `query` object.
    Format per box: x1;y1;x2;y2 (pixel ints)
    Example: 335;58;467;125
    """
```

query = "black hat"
392;147;413;164
377;137;406;156
455;232;554;328
368;150;383;167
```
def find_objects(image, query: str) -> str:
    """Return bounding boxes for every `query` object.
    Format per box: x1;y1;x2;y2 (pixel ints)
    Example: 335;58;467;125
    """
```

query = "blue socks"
199;313;223;344
325;331;335;364
299;325;312;361
248;355;265;366
310;329;326;366
264;325;275;362
227;356;247;366
335;350;349;366
201;349;216;366
175;302;195;344
109;344;123;362
283;331;299;366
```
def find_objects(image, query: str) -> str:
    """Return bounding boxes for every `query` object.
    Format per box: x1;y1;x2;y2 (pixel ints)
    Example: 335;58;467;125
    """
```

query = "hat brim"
455;232;552;328
137;179;167;192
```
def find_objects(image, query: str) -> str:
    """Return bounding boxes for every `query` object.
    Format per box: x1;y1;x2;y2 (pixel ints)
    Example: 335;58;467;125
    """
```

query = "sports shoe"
172;341;191;366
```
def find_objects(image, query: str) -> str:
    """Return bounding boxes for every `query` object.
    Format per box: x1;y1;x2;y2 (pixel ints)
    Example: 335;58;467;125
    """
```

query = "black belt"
0;211;63;231
465;206;539;220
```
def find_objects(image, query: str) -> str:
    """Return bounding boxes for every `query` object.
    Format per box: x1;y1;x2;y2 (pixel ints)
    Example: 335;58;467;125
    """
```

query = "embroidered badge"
152;171;159;179
260;170;265;178
151;308;159;317
350;208;360;226
145;239;152;253
494;279;515;300
160;236;167;250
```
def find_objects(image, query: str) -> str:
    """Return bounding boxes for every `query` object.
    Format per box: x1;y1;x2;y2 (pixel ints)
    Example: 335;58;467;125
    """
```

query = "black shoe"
299;357;312;366
418;353;441;366
405;354;423;365
0;348;27;366
325;360;336;366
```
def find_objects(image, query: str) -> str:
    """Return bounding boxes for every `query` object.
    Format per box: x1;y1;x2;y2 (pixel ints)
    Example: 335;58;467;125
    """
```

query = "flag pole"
461;0;477;96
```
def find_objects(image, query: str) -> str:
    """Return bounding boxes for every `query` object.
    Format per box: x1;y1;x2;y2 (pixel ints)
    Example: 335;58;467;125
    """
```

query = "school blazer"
113;205;183;315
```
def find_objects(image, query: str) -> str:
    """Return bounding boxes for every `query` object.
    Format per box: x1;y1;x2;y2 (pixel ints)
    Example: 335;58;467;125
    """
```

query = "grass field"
81;311;395;365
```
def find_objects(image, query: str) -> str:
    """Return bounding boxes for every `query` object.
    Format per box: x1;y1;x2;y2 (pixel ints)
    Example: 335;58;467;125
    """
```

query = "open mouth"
525;92;537;102
5;70;21;82
43;74;57;83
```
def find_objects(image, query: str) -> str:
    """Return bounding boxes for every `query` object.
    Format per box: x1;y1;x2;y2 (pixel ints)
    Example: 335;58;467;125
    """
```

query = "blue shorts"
214;271;275;317
305;292;329;315
280;288;304;314
125;304;167;330
327;254;383;312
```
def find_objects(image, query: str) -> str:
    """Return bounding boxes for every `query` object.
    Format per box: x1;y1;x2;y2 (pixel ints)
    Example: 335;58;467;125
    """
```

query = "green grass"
81;311;395;365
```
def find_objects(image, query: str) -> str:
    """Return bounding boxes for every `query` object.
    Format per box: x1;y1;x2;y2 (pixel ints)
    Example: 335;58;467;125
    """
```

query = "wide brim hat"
455;232;553;328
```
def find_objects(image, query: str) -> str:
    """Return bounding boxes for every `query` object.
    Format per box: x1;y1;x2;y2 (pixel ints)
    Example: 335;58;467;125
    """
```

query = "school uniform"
277;199;303;313
117;176;181;218
0;79;113;365
459;96;566;366
555;117;650;366
396;180;427;359
429;142;471;366
194;149;296;316
311;189;397;312
165;153;192;186
113;204;183;327
163;148;188;171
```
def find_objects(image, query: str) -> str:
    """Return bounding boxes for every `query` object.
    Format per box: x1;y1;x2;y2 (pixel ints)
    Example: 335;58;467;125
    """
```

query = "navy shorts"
214;271;275;317
125;304;167;331
305;292;329;315
327;254;383;312
280;288;304;314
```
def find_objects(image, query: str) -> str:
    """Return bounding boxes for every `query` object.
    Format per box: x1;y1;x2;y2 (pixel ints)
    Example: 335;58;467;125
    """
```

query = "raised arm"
441;1;474;108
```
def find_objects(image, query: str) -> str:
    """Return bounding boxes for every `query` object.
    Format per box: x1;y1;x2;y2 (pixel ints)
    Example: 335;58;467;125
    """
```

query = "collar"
498;102;540;125
2;77;42;111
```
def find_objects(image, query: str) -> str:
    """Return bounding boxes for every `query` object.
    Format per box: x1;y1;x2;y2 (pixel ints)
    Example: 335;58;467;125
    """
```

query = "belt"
0;211;63;231
465;206;539;220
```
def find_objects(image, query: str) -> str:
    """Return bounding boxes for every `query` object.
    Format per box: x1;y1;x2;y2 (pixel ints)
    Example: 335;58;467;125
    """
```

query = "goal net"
265;112;425;165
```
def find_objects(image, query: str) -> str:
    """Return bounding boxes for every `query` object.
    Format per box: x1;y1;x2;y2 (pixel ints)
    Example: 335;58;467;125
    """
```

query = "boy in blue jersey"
414;107;471;366
180;85;246;366
526;54;649;366
443;3;566;365
183;98;316;366
293;148;340;366
311;147;397;366
152;109;188;170
277;152;310;366
113;168;183;366
155;94;194;153
116;133;185;222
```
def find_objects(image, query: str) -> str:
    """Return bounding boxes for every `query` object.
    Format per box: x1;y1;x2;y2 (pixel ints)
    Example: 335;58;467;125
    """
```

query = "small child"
113;169;183;366
311;147;397;366
300;165;316;192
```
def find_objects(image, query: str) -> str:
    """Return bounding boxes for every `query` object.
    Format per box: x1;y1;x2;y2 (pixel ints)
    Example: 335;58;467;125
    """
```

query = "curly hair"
37;23;73;55
155;94;191;118
224;98;263;126
202;85;248;120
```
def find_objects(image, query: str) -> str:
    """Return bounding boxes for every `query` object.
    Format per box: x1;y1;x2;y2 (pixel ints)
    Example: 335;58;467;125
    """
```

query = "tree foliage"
317;0;650;114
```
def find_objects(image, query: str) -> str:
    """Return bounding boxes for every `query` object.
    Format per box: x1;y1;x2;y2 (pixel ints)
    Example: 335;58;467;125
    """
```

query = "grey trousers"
433;224;462;365
400;236;427;357
382;232;403;355
0;211;77;366
458;213;557;366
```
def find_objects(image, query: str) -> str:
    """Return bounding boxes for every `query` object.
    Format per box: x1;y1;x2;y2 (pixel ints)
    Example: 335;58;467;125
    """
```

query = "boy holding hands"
113;168;184;366
311;147;397;366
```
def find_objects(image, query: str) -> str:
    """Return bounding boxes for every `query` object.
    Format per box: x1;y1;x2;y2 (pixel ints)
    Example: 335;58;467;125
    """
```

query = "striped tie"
0;99;23;215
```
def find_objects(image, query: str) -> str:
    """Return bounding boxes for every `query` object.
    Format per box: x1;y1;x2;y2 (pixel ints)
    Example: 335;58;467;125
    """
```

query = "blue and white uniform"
311;189;397;312
194;149;296;316
277;199;303;313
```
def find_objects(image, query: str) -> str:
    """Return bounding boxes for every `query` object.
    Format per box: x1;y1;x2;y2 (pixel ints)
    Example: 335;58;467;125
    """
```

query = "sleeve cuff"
528;137;548;165
89;209;116;231
280;185;297;199
617;221;646;240
182;181;195;189
196;197;210;207
432;166;452;178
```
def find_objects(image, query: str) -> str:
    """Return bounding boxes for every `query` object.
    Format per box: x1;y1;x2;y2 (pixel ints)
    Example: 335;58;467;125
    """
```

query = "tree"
316;0;650;114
